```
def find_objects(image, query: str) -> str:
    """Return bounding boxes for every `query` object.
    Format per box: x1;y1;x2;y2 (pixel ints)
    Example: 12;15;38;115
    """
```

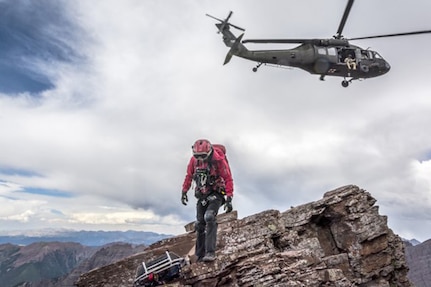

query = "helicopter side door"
313;46;339;74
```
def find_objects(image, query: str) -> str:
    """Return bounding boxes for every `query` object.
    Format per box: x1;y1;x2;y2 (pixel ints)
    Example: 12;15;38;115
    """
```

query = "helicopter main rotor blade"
242;39;309;44
349;30;431;40
205;14;224;23
229;23;246;32
335;0;355;39
225;11;233;23
242;38;350;46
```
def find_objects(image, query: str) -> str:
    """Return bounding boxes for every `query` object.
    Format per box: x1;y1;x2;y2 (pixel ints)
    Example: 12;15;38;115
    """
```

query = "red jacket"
182;147;234;197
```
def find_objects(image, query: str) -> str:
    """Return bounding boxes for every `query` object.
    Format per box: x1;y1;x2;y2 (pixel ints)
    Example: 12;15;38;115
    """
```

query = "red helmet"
192;139;213;161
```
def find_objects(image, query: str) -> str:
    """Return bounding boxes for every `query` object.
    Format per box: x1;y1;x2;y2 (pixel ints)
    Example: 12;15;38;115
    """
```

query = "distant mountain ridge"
0;241;147;287
405;239;431;287
0;229;172;246
406;238;421;246
0;230;173;286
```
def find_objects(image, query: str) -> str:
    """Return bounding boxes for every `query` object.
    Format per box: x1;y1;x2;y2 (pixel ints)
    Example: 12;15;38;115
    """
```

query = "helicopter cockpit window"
374;52;383;59
360;50;369;59
317;48;326;55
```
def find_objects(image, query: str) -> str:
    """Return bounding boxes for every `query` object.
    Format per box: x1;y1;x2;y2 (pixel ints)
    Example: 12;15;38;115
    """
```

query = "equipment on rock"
133;251;186;287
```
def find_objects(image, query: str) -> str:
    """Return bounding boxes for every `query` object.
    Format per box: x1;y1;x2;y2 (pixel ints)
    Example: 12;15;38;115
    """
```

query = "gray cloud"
0;0;87;93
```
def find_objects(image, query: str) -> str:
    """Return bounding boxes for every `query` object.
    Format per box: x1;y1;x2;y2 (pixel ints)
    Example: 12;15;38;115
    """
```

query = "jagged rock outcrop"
75;185;412;287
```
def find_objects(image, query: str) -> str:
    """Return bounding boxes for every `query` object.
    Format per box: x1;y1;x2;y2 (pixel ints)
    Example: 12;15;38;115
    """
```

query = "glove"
181;192;188;206
224;196;233;213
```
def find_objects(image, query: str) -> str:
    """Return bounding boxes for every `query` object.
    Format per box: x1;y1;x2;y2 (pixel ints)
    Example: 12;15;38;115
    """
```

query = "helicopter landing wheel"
253;63;262;72
341;80;349;87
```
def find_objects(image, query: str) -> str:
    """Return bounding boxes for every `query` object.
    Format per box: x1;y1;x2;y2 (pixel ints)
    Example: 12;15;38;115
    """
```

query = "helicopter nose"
385;62;391;72
381;61;390;74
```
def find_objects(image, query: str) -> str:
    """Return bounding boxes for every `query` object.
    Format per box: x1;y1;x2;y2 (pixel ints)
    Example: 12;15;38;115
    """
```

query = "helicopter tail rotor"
206;11;245;33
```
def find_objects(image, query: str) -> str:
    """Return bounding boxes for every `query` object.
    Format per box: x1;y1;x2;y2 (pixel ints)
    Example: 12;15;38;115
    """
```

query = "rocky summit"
76;185;412;287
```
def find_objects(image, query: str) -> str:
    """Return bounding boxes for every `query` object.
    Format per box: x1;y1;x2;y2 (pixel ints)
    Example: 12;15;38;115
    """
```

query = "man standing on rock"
181;139;234;262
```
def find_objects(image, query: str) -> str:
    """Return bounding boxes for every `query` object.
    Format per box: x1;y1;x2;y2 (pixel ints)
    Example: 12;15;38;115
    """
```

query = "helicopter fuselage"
239;43;390;79
206;5;426;86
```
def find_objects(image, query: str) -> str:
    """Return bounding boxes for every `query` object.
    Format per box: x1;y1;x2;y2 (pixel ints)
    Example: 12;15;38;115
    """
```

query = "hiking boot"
202;252;216;262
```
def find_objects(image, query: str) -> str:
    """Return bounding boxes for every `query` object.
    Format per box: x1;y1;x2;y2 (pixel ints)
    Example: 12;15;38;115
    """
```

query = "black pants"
195;193;223;259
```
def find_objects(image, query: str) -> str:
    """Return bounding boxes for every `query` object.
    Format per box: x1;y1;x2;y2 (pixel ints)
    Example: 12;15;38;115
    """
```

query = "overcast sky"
0;0;430;242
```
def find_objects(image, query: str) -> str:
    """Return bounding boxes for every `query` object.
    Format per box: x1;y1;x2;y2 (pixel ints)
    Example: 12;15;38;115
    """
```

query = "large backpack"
213;144;231;176
213;144;228;162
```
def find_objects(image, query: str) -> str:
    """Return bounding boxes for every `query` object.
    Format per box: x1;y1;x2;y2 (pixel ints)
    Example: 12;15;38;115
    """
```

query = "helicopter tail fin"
224;33;244;65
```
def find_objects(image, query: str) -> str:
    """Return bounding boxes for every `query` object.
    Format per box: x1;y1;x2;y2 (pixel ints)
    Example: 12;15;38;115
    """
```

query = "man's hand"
224;196;233;213
181;192;188;206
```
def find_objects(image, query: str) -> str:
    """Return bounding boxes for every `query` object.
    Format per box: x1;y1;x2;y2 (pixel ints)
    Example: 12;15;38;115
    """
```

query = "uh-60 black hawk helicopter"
206;0;431;87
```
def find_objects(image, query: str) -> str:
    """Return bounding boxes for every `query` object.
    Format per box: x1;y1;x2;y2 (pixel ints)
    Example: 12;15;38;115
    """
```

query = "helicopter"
206;0;431;87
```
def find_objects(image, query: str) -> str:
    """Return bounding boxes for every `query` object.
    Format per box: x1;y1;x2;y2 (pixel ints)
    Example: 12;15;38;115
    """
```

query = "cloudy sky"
0;0;430;241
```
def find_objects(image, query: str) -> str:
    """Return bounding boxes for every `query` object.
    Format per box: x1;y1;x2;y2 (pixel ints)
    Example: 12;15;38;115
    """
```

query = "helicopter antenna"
334;0;354;39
